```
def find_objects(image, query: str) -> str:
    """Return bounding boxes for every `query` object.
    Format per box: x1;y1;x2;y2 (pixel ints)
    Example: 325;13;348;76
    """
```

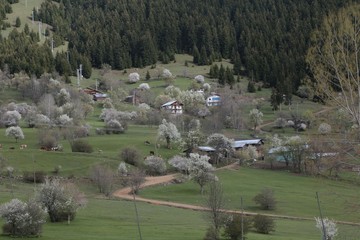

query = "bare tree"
306;4;360;137
204;180;225;240
90;165;114;196
127;169;146;195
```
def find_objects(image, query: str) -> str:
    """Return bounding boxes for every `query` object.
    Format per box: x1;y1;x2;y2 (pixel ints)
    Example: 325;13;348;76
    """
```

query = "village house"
206;94;221;106
82;87;108;101
161;100;183;114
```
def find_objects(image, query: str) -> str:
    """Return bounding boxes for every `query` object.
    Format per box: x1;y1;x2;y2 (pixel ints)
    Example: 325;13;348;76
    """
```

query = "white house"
161;100;183;114
206;95;221;106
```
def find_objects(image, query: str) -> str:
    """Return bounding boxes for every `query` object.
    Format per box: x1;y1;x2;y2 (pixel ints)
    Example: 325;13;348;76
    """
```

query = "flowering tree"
164;85;182;99
57;114;73;127
138;83;150;90
189;153;215;194
169;155;191;175
206;133;233;164
195;75;205;83
179;90;206;113
315;217;338;240
106;119;124;134
57;88;71;106
3;110;21;126
162;69;173;79
5;126;24;142
118;162;128;176
157;119;181;148
34;114;51;127
318;123;332;135
37;178;86;223
0;199;46;237
144;155;167;175
249;108;263;132
128;72;140;83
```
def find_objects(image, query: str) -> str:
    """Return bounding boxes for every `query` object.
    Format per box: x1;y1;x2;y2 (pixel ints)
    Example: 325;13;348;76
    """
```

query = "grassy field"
140;168;360;223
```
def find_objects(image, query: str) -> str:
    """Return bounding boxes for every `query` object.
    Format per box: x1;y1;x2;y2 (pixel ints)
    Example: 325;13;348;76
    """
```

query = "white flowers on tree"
35;114;51;127
164;85;182;99
5;126;24;142
206;133;234;164
128;72;140;83
315;217;338;240
0;199;46;237
144;155;167;175
162;69;173;79
157;119;181;149
57;88;71;106
138;83;150;90
179;90;206;113
57;114;73;127
3;110;21;126
249;108;263;132
318;123;332;135
118;162;128;176
188;153;215;194
37;178;86;223
169;155;191;175
194;75;205;83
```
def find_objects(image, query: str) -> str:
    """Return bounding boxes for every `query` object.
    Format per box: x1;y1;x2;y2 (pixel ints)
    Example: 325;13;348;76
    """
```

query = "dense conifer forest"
1;0;359;97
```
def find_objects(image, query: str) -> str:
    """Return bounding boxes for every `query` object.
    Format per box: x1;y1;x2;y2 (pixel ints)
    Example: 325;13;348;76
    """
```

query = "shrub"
223;214;251;240
22;171;46;183
0;199;46;237
71;139;93;153
120;147;142;166
90;165;114;196
253;214;275;234
253;188;276;210
144;155;167;175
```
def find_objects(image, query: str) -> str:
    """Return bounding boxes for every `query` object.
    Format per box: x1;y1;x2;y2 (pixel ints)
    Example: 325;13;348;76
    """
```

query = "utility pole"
133;193;143;240
316;192;327;240
51;38;54;53
241;197;244;240
79;64;83;81
38;21;42;40
77;68;80;87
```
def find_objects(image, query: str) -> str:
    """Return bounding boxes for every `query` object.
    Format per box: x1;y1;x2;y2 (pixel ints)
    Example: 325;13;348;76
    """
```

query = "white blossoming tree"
144;155;167;175
138;83;150;90
0;199;46;237
157;119;181;149
318;123;332;135
249;108;263;132
206;133;234;164
189;153;215;194
37;178;86;223
195;75;205;83
5;126;24;142
128;72;140;83
169;155;191;175
3;110;21;127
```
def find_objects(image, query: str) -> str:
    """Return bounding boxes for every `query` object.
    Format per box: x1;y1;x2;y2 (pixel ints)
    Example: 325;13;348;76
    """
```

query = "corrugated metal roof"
232;139;263;148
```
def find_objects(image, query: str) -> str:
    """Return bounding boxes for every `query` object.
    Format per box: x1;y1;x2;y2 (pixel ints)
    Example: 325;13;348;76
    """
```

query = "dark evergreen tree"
218;64;225;86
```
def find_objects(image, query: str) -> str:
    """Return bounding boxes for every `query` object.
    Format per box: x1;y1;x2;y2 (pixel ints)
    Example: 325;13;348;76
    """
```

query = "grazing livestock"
20;144;27;149
144;140;151;145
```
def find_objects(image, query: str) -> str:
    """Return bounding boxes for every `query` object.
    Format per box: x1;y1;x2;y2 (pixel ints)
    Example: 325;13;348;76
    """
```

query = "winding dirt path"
112;170;360;226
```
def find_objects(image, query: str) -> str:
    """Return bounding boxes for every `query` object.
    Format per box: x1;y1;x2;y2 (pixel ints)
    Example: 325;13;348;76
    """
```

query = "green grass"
140;167;360;223
2;0;46;39
1;181;358;240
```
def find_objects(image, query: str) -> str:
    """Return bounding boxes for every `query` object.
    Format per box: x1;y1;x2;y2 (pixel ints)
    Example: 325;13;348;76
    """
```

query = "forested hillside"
1;0;359;97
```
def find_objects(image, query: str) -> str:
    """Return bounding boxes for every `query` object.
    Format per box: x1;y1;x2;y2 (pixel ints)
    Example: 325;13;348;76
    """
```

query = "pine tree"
192;45;200;64
146;70;151;81
218;64;225;85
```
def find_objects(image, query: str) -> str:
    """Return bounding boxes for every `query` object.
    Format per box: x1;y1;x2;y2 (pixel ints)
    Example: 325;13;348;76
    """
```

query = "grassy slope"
141;168;360;222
